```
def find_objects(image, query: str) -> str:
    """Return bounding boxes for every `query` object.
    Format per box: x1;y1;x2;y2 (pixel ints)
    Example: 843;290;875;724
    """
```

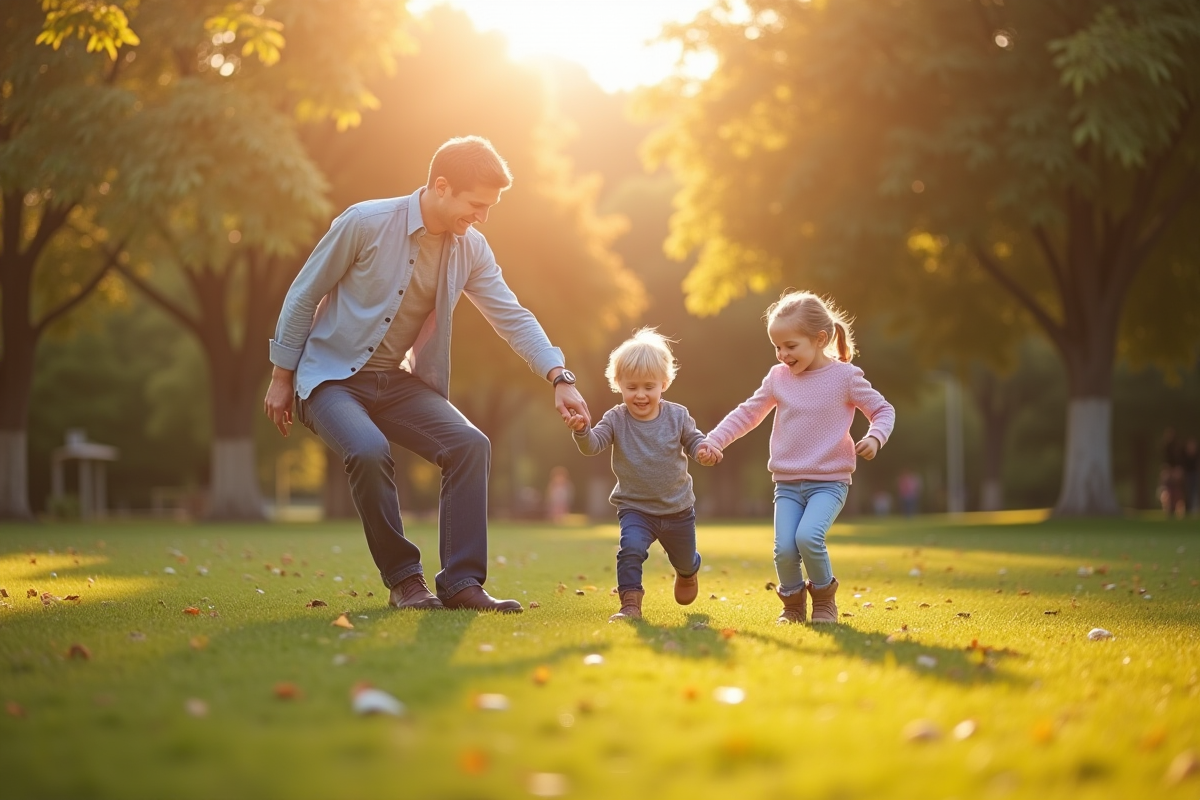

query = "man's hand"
549;368;590;427
566;412;588;433
855;435;881;460
263;366;295;437
696;440;724;467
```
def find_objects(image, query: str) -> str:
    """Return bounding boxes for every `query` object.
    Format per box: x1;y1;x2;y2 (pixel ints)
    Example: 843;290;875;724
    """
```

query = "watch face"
561;369;576;384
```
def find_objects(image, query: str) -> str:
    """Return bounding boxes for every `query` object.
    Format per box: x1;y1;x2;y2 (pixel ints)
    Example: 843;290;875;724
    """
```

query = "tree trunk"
972;371;1009;512
0;340;36;521
207;438;263;518
322;448;357;519
1055;397;1121;516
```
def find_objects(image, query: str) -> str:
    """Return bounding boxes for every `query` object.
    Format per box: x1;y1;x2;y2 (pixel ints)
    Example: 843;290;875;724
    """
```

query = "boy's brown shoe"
674;572;699;605
776;585;808;624
609;589;644;621
807;577;840;624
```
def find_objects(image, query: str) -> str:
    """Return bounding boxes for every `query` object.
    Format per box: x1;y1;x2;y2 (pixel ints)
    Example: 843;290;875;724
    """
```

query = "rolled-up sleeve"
269;208;362;370
462;239;564;379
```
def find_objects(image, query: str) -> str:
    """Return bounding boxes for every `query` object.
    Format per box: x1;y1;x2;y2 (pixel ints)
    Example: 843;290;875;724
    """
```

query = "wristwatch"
551;369;576;388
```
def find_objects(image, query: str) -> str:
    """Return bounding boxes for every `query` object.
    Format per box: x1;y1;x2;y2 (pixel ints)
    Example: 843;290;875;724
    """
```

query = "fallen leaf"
189;635;209;650
281;553;294;566
529;601;541;608
555;582;567;593
305;599;328;608
185;698;209;718
1140;725;1167;751
68;643;91;661
918;602;931;608
1044;609;1059;615
765;582;776;591
41;592;60;606
682;686;699;701
274;682;301;700
128;631;147;642
720;628;737;640
0;588;7;598
574;589;585;596
956;612;971;618
458;748;488;775
1165;750;1198;786
1030;718;1056;744
532;666;551;685
841;612;854;617
6;701;26;718
332;614;354;629
903;719;940;742
474;693;510;711
183;606;201;616
62;595;80;602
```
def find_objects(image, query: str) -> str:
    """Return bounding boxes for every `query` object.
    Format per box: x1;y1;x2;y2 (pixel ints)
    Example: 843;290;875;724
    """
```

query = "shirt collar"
408;186;464;241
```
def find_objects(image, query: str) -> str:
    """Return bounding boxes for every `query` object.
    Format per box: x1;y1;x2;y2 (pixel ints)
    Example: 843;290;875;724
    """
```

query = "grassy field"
1;513;1198;800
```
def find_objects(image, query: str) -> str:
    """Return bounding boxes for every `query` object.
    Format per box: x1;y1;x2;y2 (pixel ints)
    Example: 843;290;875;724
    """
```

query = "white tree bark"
981;479;1003;512
207;437;265;520
0;430;33;520
1055;398;1121;516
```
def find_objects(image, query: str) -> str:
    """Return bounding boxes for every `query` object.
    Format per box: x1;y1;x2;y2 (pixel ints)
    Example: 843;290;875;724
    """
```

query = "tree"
646;0;1200;515
62;0;410;519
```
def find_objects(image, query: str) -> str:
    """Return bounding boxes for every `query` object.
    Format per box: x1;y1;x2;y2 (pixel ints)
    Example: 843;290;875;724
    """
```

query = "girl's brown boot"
807;578;840;624
775;585;808;624
609;589;644;621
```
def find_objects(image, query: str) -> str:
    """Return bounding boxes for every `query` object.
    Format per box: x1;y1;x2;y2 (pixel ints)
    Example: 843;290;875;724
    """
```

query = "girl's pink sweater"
706;360;895;484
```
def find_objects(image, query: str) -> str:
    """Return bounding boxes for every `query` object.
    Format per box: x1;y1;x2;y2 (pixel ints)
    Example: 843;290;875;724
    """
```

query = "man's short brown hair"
427;136;513;194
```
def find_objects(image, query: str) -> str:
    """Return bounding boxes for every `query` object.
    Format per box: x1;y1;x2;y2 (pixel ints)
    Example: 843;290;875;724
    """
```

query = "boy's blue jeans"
297;368;490;599
773;480;850;595
616;507;702;593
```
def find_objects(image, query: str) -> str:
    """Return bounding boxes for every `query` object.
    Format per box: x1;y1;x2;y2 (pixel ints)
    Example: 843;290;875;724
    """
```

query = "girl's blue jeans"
616;507;701;593
773;480;849;595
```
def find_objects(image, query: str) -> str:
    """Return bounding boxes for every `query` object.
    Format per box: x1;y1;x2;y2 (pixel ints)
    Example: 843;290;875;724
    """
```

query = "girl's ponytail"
833;320;855;362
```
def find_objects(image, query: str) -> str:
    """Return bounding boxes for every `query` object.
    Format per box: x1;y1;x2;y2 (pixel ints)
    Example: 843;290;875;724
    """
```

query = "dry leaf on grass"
532;666;551;685
305;599;328;608
458;748;488;775
6;701;26;718
903;719;940;742
1030;718;1056;744
183;606;201;616
529;601;541;608
62;595;80;602
332;614;354;629
189;635;209;650
67;643;91;660
274;682;301;700
0;588;8;598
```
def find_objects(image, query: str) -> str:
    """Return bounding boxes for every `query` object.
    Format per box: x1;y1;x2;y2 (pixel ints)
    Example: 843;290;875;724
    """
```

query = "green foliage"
36;0;141;60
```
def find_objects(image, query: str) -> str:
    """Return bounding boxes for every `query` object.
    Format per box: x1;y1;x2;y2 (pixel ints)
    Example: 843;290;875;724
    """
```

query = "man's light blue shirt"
271;187;565;399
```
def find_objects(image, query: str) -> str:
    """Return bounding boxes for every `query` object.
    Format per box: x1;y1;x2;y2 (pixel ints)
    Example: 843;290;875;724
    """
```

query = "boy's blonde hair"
765;290;857;362
605;327;678;392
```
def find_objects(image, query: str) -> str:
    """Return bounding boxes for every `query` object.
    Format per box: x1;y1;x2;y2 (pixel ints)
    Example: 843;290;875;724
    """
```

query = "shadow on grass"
803;622;1029;687
626;612;737;661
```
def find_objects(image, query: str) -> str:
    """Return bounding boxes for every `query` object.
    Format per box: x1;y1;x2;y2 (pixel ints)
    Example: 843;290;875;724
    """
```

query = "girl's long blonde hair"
765;291;856;362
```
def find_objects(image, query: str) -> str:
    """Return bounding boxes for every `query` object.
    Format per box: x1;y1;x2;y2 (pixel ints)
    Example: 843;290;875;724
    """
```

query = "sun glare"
408;0;718;92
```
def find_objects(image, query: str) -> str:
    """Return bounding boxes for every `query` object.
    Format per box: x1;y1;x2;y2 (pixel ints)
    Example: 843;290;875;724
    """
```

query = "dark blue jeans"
297;369;490;599
616;507;701;593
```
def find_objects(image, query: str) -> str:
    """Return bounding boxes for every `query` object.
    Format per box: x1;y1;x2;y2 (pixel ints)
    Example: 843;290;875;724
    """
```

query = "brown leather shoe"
674;571;699;605
807;577;839;624
443;584;523;613
609;589;644;622
776;585;808;624
388;574;444;610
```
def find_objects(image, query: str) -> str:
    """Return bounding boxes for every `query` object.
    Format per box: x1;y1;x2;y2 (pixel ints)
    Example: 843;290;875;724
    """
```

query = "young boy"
567;328;716;621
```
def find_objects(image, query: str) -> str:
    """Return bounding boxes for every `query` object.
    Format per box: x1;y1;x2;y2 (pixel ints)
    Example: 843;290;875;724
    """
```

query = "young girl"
700;292;895;624
567;328;713;622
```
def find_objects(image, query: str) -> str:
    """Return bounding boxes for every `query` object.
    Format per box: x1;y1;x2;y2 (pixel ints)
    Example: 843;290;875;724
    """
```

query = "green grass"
1;513;1198;800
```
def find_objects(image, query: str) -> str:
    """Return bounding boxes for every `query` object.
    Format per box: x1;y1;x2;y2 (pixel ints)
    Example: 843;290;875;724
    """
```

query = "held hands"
855;435;881;460
263;366;295;437
566;411;589;433
551;370;591;428
695;439;723;467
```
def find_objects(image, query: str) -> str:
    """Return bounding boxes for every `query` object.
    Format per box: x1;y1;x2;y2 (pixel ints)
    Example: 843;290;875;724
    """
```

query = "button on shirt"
270;187;565;399
364;230;444;371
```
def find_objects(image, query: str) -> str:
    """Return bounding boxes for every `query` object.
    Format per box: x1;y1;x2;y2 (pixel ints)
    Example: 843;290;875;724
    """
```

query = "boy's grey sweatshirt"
573;401;705;515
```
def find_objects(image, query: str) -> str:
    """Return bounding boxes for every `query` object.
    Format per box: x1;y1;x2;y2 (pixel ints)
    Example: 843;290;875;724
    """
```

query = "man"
263;136;589;613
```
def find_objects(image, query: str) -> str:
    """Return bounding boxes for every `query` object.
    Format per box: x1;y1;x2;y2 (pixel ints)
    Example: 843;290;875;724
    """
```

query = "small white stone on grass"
713;686;745;705
184;698;209;718
583;653;604;666
163;567;176;575
1087;628;1114;641
475;693;510;711
916;655;938;669
352;688;405;716
528;773;569;797
479;643;495;653
952;720;977;740
909;568;922;577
